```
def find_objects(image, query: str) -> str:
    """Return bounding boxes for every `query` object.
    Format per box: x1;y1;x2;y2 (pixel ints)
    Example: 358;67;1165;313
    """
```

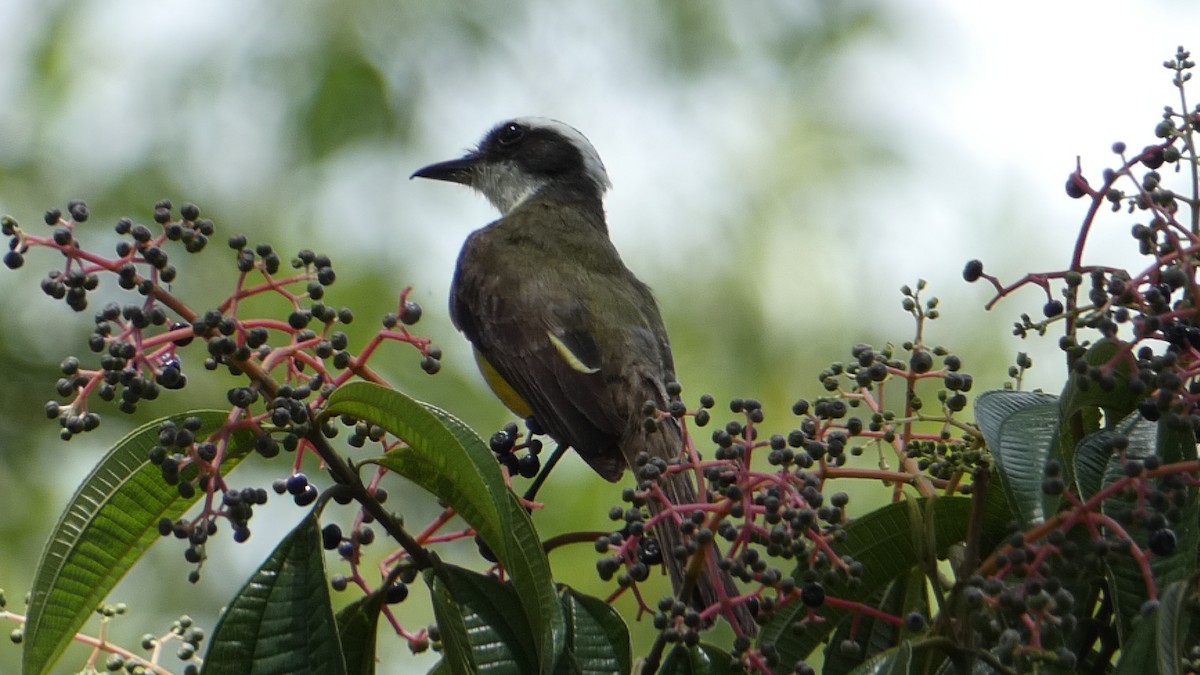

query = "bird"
412;117;755;634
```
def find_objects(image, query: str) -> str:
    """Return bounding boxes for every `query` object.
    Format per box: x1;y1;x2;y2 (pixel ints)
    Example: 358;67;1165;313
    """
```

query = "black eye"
496;123;525;146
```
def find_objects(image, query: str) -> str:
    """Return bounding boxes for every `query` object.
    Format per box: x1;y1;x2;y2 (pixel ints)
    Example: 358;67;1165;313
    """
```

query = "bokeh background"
1;1;1198;672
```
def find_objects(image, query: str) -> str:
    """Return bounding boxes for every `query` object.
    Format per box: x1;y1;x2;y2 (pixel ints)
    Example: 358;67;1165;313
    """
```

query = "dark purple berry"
321;524;342;550
800;582;825;608
399;301;422;325
1148;528;1177;556
517;454;540;478
1065;173;1089;199
285;473;309;495
962;259;984;282
385;582;409;604
294;484;318;506
490;430;515;455
904;611;927;631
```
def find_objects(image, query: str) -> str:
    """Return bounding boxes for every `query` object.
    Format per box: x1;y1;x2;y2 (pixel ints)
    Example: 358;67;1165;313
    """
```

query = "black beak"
410;153;480;185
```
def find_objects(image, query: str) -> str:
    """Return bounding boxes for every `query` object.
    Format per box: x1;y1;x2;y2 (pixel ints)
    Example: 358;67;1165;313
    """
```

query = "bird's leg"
523;441;570;502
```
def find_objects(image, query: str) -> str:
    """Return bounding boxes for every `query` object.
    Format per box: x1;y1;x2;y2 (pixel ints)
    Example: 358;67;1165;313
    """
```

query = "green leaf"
426;580;618;675
1156;416;1198;464
202;513;346;675
974;390;1059;449
322;382;564;673
1111;578;1197;675
822;582;893;674
23;411;254;675
759;495;1010;665
1058;338;1141;425
559;587;630;675
1113;612;1158;675
932;656;995;675
335;589;387;675
1155;579;1192;675
1101;414;1199;643
974;390;1061;526
427;569;476;675
824;564;938;675
866;579;907;653
427;563;538;675
1072;428;1116;500
658;643;735;675
846;641;912;675
1057;339;1136;474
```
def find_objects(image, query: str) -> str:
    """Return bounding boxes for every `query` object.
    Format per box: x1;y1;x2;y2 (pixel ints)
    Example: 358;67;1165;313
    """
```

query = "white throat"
473;162;548;214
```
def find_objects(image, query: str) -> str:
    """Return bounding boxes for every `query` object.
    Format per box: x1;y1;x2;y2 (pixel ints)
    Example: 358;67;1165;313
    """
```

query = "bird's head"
412;117;611;215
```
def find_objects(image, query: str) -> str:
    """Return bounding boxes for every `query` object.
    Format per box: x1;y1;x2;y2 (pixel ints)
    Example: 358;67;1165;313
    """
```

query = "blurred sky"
2;0;1195;391
1;1;1198;673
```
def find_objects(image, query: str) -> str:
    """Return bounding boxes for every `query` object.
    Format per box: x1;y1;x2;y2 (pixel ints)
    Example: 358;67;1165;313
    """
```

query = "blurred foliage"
0;1;1024;673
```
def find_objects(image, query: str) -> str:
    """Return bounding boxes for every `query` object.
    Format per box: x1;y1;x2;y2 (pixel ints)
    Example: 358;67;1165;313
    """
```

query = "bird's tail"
626;421;758;636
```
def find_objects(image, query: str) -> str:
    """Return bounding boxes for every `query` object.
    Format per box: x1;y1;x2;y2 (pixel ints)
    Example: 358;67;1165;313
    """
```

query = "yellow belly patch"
474;349;533;418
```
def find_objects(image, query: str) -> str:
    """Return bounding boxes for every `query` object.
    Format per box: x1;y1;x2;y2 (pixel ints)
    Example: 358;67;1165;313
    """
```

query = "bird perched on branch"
413;117;754;635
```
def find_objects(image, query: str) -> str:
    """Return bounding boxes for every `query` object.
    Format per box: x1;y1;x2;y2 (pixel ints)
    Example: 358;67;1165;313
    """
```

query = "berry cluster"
581;281;981;671
945;47;1200;673
973;49;1200;431
488;420;545;479
4;199;443;448
323;513;416;609
149;418;272;577
3;200;446;599
3;201;209;438
4;592;207;675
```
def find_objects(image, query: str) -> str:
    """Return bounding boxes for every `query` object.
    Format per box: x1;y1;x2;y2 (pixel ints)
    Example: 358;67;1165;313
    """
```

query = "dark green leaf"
335;590;387;675
1156;579;1191;675
23;411;254;675
823;561;935;675
1109;579;1197;675
427;569;476;675
974;390;1059;448
1073;428;1117;500
658;643;734;675
759;495;1009;665
845;641;912;675
823;581;896;674
1058;338;1141;425
559;587;630;675
323;382;564;673
427;563;538;675
932;656;996;675
1100;414;1199;643
975;390;1061;526
1057;338;1137;475
202;513;346;675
